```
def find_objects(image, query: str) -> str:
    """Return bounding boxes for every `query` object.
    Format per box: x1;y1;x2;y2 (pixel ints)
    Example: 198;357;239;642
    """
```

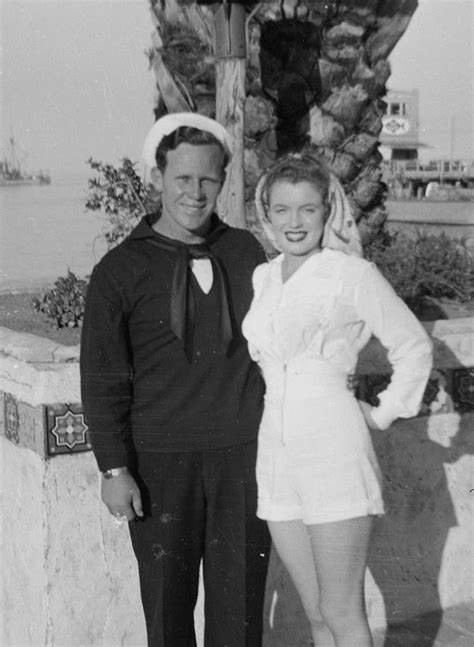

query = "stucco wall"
0;439;146;647
1;440;47;646
0;320;473;646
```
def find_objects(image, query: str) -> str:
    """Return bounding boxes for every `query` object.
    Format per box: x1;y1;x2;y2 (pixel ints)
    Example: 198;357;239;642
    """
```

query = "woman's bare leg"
308;516;374;647
268;520;335;647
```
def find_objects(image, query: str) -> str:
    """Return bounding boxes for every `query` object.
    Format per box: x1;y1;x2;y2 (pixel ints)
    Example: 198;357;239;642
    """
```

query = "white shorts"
256;433;385;525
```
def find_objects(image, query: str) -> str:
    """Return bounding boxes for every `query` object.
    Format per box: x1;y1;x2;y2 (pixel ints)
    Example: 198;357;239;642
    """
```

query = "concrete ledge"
0;326;80;407
0;353;80;407
0;327;79;364
1;318;471;380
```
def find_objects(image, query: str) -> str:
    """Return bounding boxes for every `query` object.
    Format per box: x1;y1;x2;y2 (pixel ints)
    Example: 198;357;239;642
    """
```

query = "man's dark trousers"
128;440;271;647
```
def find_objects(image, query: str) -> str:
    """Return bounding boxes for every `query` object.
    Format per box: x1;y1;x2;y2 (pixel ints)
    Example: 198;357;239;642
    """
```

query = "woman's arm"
354;262;433;430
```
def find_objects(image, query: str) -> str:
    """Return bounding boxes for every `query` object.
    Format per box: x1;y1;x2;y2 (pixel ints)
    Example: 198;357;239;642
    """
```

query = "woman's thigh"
308;516;374;611
268;519;322;621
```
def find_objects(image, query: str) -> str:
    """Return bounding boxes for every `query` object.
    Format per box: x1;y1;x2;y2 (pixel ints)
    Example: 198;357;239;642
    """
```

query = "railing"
383;159;474;183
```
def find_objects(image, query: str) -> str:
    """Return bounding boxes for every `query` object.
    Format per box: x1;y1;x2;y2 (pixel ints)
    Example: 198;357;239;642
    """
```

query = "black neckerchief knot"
143;218;234;362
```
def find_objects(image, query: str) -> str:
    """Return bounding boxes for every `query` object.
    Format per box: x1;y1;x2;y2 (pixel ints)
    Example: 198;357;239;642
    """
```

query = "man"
80;113;271;647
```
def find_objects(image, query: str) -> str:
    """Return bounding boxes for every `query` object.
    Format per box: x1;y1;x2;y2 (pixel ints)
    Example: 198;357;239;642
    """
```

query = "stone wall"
0;320;473;646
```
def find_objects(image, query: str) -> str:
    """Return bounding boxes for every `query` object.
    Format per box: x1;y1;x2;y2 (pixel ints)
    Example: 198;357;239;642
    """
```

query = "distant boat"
0;133;51;186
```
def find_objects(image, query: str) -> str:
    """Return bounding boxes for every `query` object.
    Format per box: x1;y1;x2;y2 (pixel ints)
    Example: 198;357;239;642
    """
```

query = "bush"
34;159;157;329
85;157;159;249
365;229;473;311
32;271;89;329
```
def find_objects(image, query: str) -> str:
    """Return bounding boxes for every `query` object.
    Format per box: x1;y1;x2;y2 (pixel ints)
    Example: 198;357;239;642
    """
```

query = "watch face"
103;467;127;479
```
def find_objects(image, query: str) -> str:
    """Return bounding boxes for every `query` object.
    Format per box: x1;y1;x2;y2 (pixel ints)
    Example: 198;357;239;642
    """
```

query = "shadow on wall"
369;417;472;646
263;335;473;647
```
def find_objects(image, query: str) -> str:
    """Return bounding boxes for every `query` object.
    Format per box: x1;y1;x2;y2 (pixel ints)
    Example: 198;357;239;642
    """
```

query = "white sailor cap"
142;112;234;169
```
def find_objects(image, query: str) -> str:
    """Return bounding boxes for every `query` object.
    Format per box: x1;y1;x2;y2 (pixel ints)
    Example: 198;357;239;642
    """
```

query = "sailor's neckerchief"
136;214;233;362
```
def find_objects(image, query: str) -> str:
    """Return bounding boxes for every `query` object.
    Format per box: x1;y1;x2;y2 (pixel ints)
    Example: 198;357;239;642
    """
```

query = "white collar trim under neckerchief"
190;258;213;294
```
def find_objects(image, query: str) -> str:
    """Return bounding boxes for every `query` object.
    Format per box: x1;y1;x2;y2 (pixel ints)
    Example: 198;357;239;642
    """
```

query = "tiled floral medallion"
452;367;474;413
4;392;20;445
45;403;91;457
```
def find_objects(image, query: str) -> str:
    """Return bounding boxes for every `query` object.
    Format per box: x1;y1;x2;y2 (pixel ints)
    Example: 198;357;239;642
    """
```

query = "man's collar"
129;213;229;248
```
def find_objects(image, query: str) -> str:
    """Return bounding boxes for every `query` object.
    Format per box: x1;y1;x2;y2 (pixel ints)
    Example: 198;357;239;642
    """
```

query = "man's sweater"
80;215;266;471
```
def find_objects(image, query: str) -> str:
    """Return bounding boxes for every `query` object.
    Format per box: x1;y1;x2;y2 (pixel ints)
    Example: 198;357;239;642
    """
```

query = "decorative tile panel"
19;401;49;457
46;403;91;457
4;392;20;444
452;368;474;413
2;393;48;455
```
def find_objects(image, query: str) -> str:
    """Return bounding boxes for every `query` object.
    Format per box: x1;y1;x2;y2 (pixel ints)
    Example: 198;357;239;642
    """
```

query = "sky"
388;0;473;161
1;0;473;181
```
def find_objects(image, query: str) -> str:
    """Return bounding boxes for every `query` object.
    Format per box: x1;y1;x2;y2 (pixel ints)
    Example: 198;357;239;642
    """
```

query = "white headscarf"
254;155;363;258
142;112;234;169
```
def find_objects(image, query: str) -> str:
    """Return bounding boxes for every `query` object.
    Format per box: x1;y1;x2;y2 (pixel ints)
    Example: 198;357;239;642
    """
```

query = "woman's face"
267;180;328;261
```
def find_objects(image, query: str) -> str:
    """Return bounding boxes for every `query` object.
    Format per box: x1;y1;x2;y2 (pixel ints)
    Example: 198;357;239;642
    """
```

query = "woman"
242;153;432;647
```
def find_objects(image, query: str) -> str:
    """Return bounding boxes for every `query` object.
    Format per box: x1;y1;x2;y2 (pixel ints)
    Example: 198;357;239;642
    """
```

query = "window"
390;103;400;116
388;101;408;117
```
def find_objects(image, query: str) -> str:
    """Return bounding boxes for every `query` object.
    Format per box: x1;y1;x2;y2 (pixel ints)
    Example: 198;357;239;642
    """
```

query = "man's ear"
151;167;163;191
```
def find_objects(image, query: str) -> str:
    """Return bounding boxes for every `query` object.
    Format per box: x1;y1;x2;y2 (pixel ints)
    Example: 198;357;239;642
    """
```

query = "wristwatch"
102;466;128;479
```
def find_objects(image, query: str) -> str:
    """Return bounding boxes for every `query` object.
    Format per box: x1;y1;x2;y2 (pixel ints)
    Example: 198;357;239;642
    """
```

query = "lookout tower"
379;89;426;161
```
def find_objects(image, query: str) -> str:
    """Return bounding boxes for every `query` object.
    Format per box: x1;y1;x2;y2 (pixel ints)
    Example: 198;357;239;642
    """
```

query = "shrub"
85;157;159;249
32;271;89;329
34;159;157;329
365;229;473;312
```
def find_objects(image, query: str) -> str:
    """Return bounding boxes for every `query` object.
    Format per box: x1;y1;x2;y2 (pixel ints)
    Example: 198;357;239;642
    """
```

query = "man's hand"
358;399;382;431
101;470;144;521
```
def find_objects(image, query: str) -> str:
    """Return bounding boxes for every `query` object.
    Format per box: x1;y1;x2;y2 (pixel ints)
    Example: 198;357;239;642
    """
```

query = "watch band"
102;467;128;479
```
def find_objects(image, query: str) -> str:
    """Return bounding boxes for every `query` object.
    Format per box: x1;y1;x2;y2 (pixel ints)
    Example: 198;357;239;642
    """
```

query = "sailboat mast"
9;133;19;174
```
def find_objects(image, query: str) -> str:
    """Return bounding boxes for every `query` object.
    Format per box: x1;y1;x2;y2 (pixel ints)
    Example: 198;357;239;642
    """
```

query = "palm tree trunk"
216;58;247;227
147;0;419;245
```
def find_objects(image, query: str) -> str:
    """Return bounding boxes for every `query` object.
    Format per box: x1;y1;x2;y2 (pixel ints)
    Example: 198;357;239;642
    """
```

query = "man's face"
153;143;225;243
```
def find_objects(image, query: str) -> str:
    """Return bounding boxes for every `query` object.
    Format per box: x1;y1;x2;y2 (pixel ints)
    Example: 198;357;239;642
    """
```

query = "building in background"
380;90;473;198
379;89;427;162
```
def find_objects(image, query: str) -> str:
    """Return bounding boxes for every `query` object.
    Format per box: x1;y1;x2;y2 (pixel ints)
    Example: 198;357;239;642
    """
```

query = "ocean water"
386;200;474;250
0;181;108;292
0;184;472;293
